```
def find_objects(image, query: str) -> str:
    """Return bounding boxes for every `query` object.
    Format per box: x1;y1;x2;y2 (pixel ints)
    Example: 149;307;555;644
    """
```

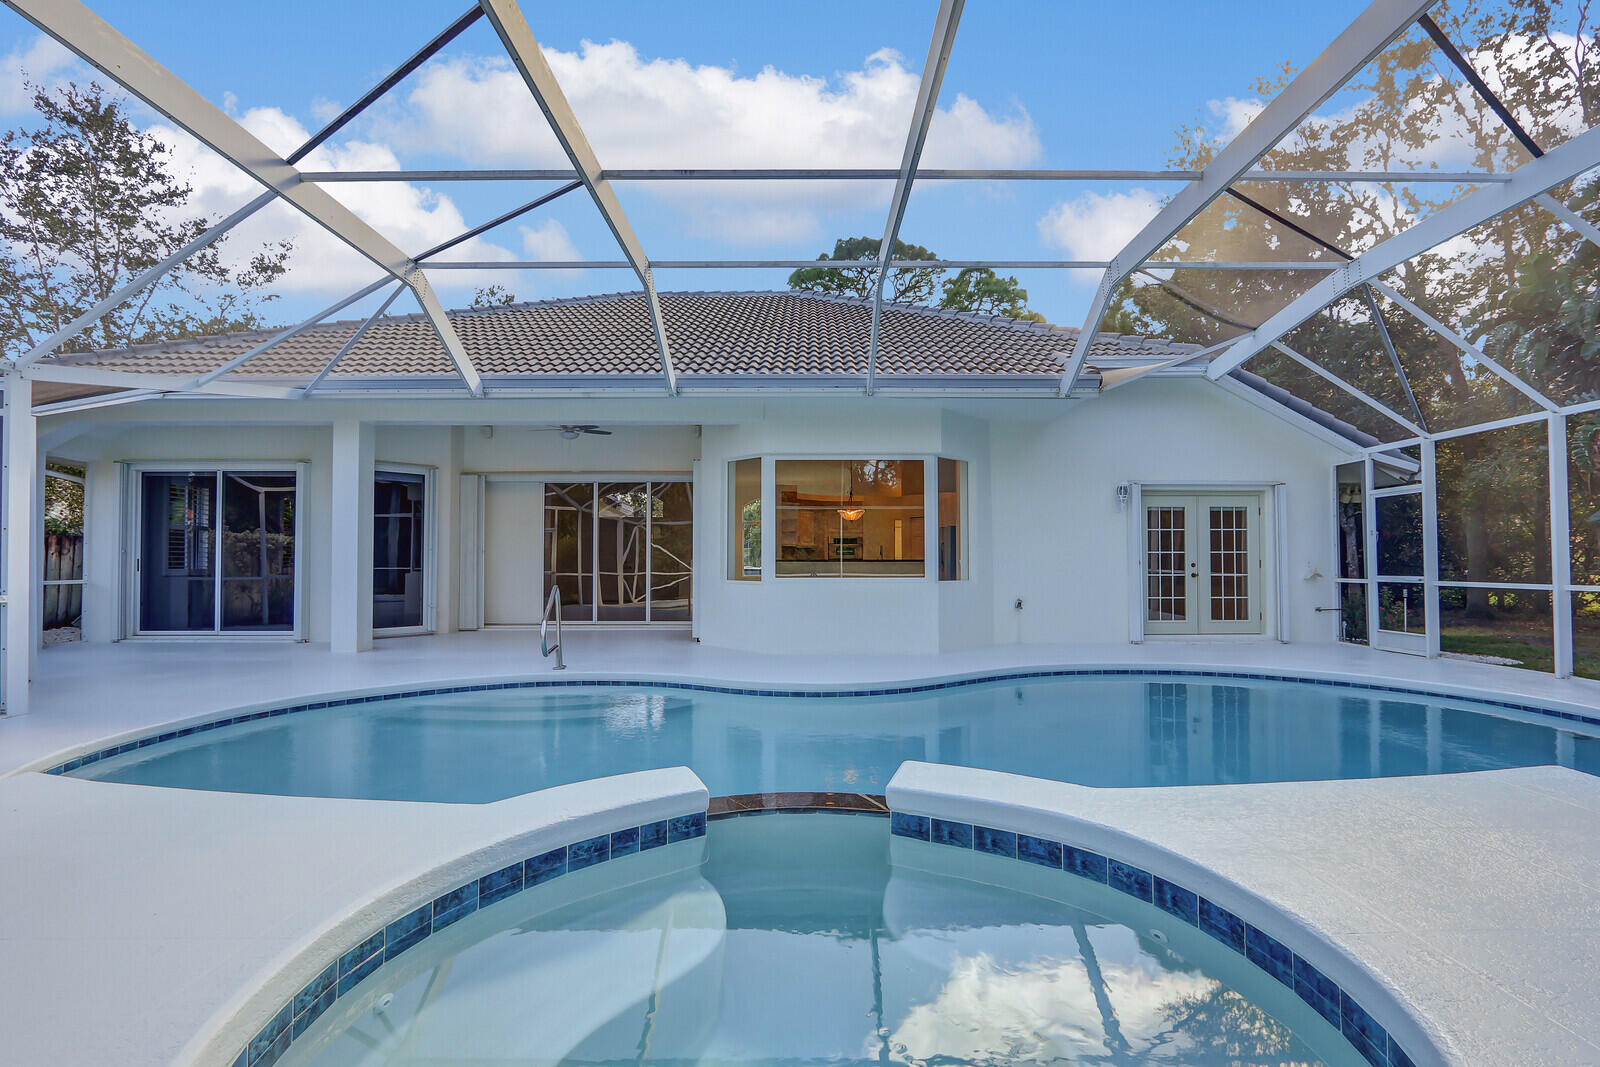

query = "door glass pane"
220;472;296;631
1338;582;1368;645
1377;581;1426;634
596;482;649;621
544;483;594;621
374;471;426;630
1374;493;1424;577
140;473;215;631
937;458;963;581
650;481;693;622
1207;505;1250;622
1145;505;1187;622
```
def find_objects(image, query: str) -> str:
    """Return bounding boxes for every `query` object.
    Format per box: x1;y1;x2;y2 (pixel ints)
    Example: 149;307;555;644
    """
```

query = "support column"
1549;413;1573;678
1421;438;1441;658
330;419;374;654
3;374;37;714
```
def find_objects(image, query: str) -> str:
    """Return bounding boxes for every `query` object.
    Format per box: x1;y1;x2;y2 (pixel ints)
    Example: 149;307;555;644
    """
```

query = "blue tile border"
231;808;704;1067
46;667;1600;777
891;809;1418;1067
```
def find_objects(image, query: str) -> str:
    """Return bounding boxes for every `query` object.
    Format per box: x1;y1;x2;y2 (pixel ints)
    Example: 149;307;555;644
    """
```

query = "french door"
1144;493;1263;635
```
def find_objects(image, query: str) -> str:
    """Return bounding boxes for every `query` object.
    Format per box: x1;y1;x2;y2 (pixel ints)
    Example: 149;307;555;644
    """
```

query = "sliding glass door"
542;479;692;623
374;469;429;633
138;469;298;634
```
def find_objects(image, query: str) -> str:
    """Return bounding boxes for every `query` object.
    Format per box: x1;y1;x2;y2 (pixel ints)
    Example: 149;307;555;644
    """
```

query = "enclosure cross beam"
3;0;485;396
1206;123;1600;380
865;0;964;395
1058;0;1434;395
477;0;677;395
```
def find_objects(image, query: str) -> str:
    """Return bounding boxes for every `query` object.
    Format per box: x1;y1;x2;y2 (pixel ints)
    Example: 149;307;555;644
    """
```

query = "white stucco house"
8;289;1383;677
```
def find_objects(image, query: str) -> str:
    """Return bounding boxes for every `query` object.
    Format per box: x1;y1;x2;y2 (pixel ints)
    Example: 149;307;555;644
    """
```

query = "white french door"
1144;493;1263;635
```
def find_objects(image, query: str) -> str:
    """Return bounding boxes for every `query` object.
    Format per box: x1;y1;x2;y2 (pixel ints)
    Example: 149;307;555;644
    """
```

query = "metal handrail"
540;586;565;670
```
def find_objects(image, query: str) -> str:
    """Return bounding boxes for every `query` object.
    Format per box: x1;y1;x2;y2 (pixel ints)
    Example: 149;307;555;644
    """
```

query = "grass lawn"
1441;609;1600;678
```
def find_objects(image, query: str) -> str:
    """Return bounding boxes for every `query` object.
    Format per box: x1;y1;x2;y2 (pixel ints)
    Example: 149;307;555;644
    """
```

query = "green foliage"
0;82;292;359
471;283;516;308
788;236;1042;320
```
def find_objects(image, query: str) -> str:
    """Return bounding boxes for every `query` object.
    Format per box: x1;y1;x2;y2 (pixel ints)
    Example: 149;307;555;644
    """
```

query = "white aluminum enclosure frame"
120;461;308;641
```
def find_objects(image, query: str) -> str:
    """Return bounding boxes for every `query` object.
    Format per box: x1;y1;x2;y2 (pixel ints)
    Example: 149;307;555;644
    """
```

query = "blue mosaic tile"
1245;924;1294;987
1064;845;1108;882
569;833;611;871
930;818;973;847
525;846;567;887
234;1049;248;1067
1108;859;1153;902
639;819;669;850
478;862;523;906
248;1003;292;1066
1153;877;1197;925
385;903;432;961
293;981;336;1037
974;825;1017;858
1342;995;1389;1067
1293;956;1342;1029
1388;1040;1417;1067
668;812;706;842
431;883;478;931
293;962;337;1018
338;931;384;978
1017;834;1062;868
252;1024;292;1067
890;812;930;840
610;826;640;857
1199;897;1245;953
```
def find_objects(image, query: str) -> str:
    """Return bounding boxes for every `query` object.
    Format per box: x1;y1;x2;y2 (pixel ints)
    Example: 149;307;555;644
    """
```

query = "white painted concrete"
3;373;37;715
887;761;1600;1067
0;766;708;1066
330;420;375;653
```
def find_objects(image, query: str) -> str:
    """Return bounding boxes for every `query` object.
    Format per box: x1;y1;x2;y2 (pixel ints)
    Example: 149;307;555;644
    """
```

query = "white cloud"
370;42;1040;244
0;35;82;114
1036;188;1163;260
520;218;579;262
150;105;518;294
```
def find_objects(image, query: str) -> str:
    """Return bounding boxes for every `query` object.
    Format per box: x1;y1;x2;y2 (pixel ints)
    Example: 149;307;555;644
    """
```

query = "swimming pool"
280;814;1361;1067
71;672;1600;801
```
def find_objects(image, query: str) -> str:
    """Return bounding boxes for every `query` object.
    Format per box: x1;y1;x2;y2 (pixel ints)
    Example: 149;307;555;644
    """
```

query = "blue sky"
0;1;1369;328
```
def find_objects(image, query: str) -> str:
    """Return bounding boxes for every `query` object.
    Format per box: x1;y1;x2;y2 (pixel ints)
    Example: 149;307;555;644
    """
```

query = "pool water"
77;674;1599;801
282;815;1357;1067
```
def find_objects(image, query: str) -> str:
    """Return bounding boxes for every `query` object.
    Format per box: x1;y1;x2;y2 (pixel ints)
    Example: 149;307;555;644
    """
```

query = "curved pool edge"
19;658;1600;782
884;760;1600;1067
181;767;710;1067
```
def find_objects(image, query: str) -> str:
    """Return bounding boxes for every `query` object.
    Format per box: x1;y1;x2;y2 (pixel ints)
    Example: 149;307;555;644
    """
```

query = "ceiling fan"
553;424;612;440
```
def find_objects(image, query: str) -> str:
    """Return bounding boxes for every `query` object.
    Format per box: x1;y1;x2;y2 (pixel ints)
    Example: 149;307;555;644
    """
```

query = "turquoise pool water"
74;673;1598;801
282;814;1358;1067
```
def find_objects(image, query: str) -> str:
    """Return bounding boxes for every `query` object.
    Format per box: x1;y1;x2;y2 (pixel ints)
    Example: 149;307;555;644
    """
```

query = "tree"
789;235;1042;319
471;283;516;308
939;267;1044;321
0;82;292;360
1107;1;1599;624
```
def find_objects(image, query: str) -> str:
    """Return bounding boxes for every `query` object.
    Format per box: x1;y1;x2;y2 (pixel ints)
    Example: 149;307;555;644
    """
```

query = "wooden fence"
44;533;83;630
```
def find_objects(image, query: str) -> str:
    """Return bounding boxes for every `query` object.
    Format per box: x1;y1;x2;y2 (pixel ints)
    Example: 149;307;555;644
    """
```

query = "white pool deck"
2;633;1599;1066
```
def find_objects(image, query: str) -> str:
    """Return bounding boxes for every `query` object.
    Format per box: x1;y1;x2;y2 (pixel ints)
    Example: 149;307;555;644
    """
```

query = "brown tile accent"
708;792;888;815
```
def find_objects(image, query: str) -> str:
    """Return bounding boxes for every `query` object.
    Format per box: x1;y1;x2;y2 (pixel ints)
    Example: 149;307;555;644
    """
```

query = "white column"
329;419;374;654
80;462;119;643
3;374;37;714
1421;438;1441;658
1549;413;1573;678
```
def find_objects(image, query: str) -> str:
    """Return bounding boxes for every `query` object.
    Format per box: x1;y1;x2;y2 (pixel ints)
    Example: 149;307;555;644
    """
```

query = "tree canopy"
0;82;292;360
789;235;1043;321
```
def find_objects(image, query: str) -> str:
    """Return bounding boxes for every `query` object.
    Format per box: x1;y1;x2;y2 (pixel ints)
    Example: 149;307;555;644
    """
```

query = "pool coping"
184;767;711;1067
25;663;1600;781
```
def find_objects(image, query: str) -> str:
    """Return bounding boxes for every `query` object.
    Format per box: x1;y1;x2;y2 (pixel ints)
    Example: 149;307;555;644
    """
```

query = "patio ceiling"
2;0;1598;442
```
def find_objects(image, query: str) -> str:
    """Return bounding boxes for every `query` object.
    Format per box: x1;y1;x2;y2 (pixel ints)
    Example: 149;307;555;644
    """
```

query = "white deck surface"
1;633;1598;1065
889;762;1600;1067
0;767;708;1067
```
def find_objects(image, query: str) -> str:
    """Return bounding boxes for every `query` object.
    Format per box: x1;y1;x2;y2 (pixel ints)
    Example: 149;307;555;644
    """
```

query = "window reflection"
775;459;925;578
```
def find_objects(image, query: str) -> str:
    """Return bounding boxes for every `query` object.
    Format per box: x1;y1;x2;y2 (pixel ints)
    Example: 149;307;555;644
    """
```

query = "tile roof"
43;290;1200;385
